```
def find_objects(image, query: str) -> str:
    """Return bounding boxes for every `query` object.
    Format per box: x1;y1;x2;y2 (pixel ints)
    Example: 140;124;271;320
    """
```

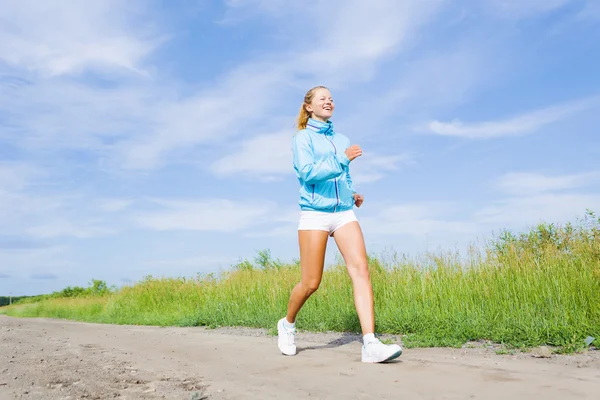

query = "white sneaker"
277;318;297;356
361;338;403;363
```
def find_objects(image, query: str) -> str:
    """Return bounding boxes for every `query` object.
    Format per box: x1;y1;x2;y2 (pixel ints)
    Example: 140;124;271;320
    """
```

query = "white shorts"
297;210;358;236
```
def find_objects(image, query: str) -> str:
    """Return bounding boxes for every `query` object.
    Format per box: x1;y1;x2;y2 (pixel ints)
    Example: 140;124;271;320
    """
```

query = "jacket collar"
306;118;334;135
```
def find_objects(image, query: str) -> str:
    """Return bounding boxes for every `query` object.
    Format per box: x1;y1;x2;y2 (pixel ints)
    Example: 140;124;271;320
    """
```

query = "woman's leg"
333;220;403;363
332;221;374;335
285;229;330;323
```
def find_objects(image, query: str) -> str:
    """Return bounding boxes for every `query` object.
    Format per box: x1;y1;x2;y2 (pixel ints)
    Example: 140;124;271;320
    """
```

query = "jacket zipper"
326;136;340;212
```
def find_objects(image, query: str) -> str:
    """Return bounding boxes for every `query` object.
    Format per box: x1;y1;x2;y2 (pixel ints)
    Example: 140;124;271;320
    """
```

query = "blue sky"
1;0;600;296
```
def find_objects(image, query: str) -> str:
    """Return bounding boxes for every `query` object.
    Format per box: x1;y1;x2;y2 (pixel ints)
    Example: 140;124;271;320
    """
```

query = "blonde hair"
296;85;329;130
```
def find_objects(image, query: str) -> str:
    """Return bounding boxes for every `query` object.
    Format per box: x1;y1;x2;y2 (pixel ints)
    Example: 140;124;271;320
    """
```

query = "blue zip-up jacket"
292;118;356;213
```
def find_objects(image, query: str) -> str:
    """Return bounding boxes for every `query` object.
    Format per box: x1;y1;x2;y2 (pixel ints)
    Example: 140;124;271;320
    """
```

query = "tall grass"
3;212;599;351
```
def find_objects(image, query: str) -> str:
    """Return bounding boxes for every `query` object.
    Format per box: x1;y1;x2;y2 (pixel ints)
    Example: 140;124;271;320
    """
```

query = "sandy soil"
1;315;599;400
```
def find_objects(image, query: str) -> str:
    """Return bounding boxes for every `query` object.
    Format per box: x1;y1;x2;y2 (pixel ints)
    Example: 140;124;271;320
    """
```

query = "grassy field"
2;211;599;353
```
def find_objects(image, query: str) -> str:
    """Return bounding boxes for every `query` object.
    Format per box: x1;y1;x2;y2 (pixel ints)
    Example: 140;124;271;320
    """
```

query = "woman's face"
306;88;334;122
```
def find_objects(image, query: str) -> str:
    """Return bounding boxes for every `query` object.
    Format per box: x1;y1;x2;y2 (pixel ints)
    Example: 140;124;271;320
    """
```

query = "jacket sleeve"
346;169;356;194
293;131;350;185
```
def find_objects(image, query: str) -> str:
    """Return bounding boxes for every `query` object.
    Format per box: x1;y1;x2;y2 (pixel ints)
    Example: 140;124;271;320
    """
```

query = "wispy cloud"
99;199;135;213
0;245;74;280
134;198;276;233
26;220;116;240
496;171;600;195
0;161;45;191
351;153;414;185
475;193;600;227
478;170;600;228
292;0;446;85
0;163;126;240
210;130;293;181
426;96;598;139
0;0;160;77
360;202;477;237
0;162;66;232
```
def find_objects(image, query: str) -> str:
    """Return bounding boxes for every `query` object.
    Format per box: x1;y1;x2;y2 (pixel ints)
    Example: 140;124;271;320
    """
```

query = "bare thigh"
298;230;330;289
332;221;368;276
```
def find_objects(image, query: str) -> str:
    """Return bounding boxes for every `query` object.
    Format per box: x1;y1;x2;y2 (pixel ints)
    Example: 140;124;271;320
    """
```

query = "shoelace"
284;329;296;345
364;339;382;349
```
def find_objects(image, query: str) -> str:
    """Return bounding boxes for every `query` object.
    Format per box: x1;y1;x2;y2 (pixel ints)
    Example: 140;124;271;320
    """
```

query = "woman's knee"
301;278;321;294
347;261;370;281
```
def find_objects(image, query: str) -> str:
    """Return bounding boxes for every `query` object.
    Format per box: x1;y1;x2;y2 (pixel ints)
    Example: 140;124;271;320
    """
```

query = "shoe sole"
279;348;296;356
362;348;403;363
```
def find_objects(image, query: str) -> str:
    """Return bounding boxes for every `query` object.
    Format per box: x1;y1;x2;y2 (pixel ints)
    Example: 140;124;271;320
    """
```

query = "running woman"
277;85;403;363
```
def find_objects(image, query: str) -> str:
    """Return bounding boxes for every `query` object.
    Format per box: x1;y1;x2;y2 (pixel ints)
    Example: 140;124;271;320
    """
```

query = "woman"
277;85;403;363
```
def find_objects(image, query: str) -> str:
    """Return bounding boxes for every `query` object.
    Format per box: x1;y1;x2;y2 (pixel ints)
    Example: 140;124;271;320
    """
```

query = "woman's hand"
353;193;364;208
345;145;362;161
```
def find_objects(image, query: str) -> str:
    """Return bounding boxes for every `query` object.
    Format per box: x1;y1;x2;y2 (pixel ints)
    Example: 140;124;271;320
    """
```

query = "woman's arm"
293;132;350;185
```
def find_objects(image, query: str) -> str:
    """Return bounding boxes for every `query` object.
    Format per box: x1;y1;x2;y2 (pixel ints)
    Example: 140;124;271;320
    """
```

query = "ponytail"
296;103;310;130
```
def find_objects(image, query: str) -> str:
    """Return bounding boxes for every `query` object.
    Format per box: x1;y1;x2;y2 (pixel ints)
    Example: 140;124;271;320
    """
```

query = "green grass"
3;211;599;353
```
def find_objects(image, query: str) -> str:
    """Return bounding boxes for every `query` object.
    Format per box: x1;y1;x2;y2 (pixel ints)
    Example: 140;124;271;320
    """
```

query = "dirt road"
1;315;599;399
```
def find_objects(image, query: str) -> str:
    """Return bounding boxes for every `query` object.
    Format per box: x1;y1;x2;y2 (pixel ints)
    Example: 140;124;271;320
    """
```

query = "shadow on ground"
295;331;403;363
296;331;363;354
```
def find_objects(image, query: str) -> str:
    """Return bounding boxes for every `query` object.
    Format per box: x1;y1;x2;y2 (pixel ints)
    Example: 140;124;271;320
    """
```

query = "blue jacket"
292;118;356;213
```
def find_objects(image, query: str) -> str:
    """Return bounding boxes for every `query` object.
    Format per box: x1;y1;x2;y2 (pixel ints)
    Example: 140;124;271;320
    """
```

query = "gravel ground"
1;315;599;399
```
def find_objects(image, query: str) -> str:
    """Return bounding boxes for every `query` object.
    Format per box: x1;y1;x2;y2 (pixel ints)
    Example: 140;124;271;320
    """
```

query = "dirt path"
1;315;599;399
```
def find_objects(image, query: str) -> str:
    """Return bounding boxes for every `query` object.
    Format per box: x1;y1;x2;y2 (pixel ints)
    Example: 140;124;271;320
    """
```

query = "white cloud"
99;199;135;213
0;192;123;240
480;170;600;229
351;153;414;185
0;0;160;77
0;245;74;278
210;130;294;181
475;193;600;227
496;171;600;195
0;161;45;191
134;198;277;233
0;79;151;151
241;207;301;238
0;166;126;240
359;202;477;237
426;96;598;139
26;220;116;240
295;0;445;82
0;177;67;223
391;48;486;110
